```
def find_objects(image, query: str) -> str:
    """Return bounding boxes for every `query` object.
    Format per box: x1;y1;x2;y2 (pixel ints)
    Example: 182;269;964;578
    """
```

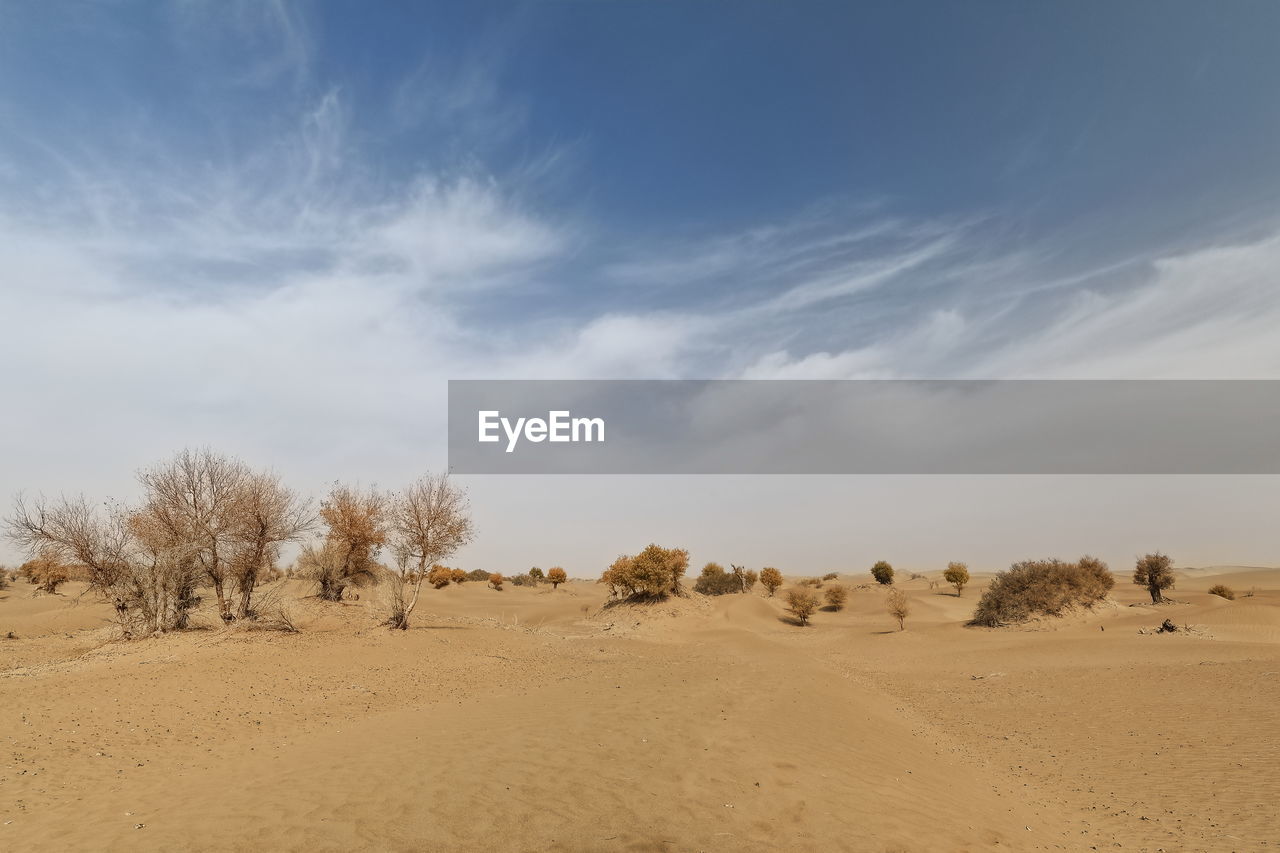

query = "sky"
1;1;1279;575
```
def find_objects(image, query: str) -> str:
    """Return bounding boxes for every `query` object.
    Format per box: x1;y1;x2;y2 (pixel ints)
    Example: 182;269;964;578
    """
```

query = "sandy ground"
2;567;1278;852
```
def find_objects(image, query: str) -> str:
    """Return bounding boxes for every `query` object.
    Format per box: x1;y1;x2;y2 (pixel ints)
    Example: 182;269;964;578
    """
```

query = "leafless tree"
8;493;201;636
137;448;249;621
386;473;474;629
886;587;910;630
228;471;312;619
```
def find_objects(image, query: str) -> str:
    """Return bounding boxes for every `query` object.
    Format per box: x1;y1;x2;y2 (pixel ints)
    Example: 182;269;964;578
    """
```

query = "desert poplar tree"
228;471;312;619
386;473;474;629
1133;552;1175;604
943;561;970;596
137;448;249;621
313;483;389;602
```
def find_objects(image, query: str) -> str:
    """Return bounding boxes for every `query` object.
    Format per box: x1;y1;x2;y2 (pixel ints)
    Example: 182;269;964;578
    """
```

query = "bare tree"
228;471;312;619
312;482;388;602
386;473;474;629
886;587;910;630
8;493;201;636
137;449;249;621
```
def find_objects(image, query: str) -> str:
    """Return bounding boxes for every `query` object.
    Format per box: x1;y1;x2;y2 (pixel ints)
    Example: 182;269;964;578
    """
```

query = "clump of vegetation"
312;482;388;603
785;588;819;626
450;568;467;584
528;567;544;582
19;551;69;595
943;561;970;596
823;583;848;610
1207;583;1235;600
8;449;311;635
736;566;759;592
822;571;839;581
1133;552;1175;604
600;544;689;600
488;572;504;590
970;555;1114;627
886;587;910;630
759;567;783;597
693;562;738;595
871;560;894;585
427;564;453;589
510;573;539;587
547;567;567;589
466;568;491;582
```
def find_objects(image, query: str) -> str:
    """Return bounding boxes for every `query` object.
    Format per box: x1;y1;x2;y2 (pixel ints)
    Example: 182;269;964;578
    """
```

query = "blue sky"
2;2;1279;572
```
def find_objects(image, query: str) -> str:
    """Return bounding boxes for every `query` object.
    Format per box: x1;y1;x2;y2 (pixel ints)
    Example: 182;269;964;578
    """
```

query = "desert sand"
2;568;1278;852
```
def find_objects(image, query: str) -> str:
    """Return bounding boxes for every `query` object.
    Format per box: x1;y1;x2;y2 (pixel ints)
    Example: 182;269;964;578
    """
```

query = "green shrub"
466;568;492;582
871;561;894;585
971;556;1114;627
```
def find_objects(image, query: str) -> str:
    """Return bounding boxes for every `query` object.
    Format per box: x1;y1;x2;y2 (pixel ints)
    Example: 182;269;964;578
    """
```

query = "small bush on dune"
601;544;689;600
785;588;819;626
528;567;544;582
1207;584;1235;600
450;568;466;584
488;573;504;590
510;573;536;587
871;561;894;585
738;567;759;592
759;567;783;597
466;568;491;582
886;587;910;630
1133;552;1175;604
547;567;567;589
824;583;848;610
970;555;1114;627
822;572;839;581
428;564;453;589
943;561;970;596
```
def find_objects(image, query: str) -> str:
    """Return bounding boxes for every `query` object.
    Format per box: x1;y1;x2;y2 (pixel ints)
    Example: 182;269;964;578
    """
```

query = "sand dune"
2;570;1278;851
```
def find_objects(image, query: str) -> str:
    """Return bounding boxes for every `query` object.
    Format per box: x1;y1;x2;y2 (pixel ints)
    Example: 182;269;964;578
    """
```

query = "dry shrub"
822;571;839;581
943;561;970;596
450;568;466;584
20;551;69;595
1133;552;1175;604
312;483;388;603
488;572;504;590
871;560;894;585
547;567;567;589
970;555;1114;627
785;588;819;626
823;583;848;610
601;544;689;600
759;567;783;597
738;567;759;592
466;568;491;582
428;564;453;589
693;562;739;596
1207;584;1235;600
886;587;910;630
